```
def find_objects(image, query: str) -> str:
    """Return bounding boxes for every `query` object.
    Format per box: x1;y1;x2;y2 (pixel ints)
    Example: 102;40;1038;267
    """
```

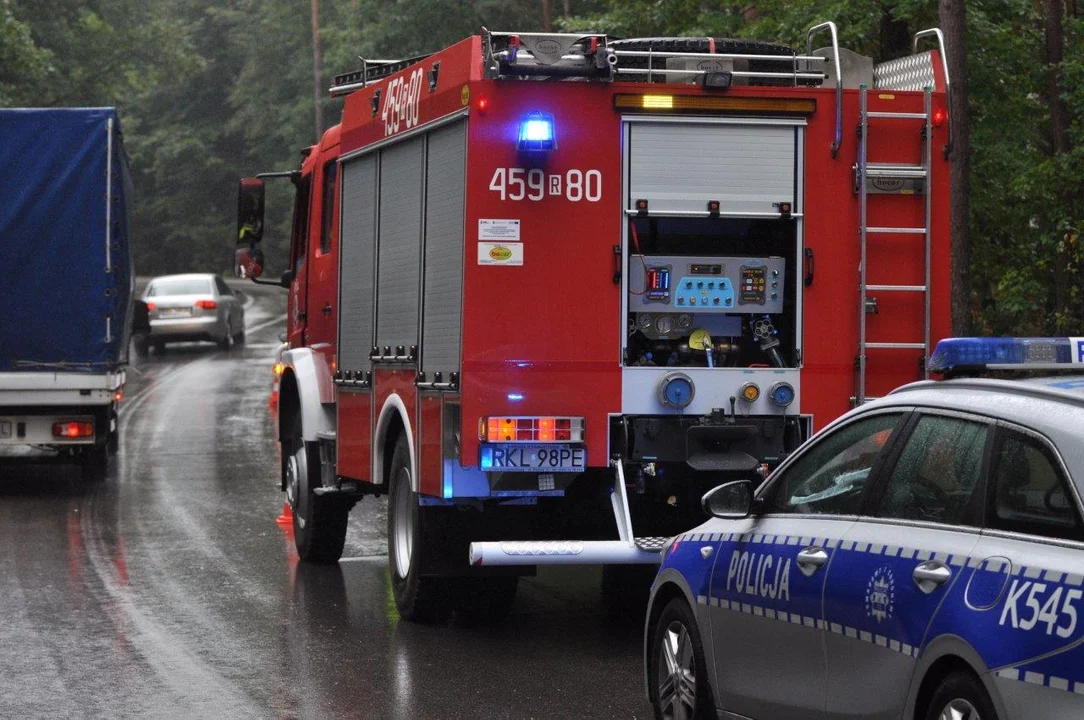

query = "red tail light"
195;299;218;309
480;416;584;442
933;108;947;127
146;302;157;311
53;421;94;438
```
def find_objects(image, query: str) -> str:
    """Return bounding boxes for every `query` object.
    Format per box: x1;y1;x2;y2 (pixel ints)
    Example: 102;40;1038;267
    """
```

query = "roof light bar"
928;337;1084;375
614;94;817;115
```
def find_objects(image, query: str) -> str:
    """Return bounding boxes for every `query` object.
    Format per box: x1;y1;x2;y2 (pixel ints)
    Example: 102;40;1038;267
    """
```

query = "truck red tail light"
53;421;94;439
480;416;584;443
195;299;218;309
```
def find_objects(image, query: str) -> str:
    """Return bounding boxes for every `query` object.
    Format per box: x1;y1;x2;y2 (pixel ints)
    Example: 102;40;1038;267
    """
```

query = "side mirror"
237;177;266;246
701;480;754;519
280;268;295;288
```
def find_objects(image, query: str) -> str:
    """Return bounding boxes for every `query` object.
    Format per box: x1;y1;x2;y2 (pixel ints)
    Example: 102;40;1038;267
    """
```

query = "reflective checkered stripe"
694;592;920;659
994;668;1084;695
677;530;1082;675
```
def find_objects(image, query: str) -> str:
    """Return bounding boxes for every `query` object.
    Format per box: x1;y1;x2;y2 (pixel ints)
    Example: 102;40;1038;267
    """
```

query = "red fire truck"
236;22;954;622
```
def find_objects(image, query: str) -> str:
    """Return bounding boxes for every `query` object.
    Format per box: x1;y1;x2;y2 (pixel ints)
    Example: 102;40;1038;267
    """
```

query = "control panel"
629;256;785;314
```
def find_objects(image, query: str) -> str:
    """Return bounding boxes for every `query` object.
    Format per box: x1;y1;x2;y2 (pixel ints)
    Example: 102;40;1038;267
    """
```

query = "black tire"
152;340;165;355
388;434;451;623
452;576;519;625
133;335;149;358
233;323;246;344
647;597;715;720
80;444;108;482
218;319;233;350
286;411;348;564
601;564;656;624
923;671;998;720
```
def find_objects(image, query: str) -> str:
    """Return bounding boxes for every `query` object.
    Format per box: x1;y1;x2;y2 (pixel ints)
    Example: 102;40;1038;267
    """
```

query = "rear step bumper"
469;538;669;566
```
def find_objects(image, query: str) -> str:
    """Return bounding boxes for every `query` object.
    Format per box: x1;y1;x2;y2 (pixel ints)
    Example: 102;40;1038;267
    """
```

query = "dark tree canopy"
5;0;1081;334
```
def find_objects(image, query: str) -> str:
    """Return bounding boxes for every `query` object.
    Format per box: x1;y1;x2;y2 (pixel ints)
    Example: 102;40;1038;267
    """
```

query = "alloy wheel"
939;698;982;720
657;620;698;720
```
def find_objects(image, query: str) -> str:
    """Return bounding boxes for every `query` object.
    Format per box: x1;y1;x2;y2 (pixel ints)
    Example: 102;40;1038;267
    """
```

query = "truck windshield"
146;278;213;296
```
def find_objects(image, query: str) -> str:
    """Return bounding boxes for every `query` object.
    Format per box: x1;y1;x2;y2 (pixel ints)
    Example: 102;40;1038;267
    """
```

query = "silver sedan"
141;274;245;353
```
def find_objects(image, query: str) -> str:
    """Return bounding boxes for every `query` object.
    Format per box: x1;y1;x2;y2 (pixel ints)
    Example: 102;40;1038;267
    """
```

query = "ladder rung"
866;342;925;350
866;164;928;179
867;111;927;120
866;284;927;292
865;226;926;235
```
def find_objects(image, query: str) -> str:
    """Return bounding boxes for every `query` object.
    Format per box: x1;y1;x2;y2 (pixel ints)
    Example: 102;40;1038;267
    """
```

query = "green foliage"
0;0;50;104
3;0;1080;333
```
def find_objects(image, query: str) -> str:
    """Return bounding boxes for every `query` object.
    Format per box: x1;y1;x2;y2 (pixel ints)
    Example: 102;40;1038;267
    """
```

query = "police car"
645;337;1084;720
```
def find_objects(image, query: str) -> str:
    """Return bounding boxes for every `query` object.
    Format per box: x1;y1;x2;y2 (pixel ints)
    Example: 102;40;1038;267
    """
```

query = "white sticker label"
1071;337;1084;364
478;242;523;266
478;219;521;241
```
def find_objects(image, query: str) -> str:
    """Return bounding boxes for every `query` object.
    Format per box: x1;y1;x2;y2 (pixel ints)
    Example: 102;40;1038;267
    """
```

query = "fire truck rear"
235;22;954;622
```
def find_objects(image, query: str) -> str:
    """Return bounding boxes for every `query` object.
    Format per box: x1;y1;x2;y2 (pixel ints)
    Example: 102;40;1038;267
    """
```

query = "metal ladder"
855;84;933;404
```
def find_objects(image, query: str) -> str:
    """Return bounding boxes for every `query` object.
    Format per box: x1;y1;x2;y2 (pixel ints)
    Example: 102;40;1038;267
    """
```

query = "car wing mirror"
237;178;265;246
702;480;754;519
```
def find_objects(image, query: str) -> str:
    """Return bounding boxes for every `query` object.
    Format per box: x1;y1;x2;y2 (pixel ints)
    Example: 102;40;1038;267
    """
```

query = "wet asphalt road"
0;283;648;719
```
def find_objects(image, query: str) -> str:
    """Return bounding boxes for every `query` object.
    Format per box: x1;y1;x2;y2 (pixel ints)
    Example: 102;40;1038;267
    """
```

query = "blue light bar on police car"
928;337;1084;374
517;112;556;151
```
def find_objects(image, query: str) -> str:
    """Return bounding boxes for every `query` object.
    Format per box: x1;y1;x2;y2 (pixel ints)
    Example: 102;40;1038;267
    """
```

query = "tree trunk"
311;0;324;142
1044;0;1073;330
939;0;972;334
542;0;551;31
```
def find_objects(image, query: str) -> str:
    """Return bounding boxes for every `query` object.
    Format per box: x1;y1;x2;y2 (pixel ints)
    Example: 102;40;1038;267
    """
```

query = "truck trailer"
0;108;133;480
235;23;954;621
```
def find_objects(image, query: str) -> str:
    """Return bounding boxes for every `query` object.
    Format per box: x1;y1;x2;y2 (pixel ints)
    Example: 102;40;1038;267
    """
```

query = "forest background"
1;0;1080;334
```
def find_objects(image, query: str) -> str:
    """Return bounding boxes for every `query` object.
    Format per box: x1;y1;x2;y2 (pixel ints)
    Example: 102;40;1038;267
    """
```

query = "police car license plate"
0;420;10;439
480;444;586;473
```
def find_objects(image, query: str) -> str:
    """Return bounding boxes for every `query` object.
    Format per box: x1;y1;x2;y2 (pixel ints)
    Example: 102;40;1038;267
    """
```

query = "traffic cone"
276;502;293;525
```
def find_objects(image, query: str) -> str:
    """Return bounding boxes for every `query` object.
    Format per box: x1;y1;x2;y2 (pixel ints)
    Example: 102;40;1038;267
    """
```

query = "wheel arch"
643;568;708;703
374;393;416;492
905;636;1008;720
278;348;334;444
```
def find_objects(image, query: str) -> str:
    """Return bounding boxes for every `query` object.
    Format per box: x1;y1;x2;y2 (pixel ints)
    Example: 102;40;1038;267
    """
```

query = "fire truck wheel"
452;576;518;625
287;412;348;564
388;434;451;623
601;564;655;623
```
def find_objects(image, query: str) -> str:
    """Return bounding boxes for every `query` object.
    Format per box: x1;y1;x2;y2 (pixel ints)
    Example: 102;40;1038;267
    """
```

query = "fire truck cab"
235;22;954;622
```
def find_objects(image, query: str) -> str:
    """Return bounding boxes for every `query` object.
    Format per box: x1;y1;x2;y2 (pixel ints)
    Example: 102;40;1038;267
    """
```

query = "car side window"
319;159;337;255
874;415;988;525
988;429;1084;542
214;276;231;296
766;412;903;515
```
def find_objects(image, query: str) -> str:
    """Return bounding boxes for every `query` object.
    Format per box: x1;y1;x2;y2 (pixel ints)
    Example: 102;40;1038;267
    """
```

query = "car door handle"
912;561;952;594
322;302;332;317
796;547;829;577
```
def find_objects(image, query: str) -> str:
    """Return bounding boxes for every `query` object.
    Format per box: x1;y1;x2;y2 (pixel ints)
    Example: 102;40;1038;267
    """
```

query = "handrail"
913;28;952;158
806;21;843;158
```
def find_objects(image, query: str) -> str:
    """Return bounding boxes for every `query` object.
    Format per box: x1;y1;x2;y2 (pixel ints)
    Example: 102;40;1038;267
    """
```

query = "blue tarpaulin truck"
0;108;134;480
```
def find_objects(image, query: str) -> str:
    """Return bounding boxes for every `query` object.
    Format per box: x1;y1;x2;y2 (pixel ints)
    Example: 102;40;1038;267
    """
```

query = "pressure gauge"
657;373;695;409
655;315;674;335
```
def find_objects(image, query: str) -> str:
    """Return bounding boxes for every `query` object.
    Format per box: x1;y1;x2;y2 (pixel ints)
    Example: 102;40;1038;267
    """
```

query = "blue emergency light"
928;337;1084;375
517;112;556;151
